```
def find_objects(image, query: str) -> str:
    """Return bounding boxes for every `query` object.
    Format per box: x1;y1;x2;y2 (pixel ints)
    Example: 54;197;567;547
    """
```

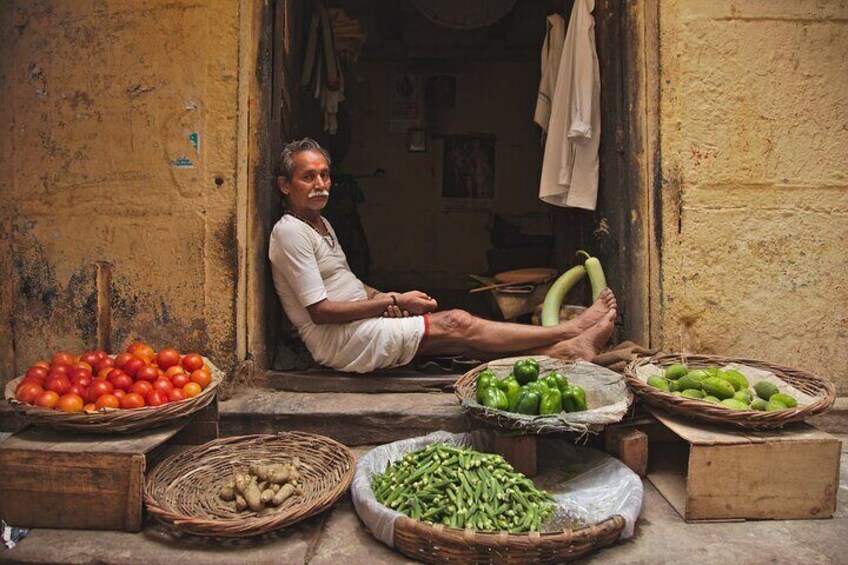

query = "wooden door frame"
242;0;664;370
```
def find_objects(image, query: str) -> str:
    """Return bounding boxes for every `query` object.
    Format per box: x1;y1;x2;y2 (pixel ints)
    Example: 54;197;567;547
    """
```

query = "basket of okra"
352;433;628;564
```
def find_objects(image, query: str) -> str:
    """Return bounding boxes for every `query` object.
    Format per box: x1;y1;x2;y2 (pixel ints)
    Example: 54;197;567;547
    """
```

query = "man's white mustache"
308;190;330;199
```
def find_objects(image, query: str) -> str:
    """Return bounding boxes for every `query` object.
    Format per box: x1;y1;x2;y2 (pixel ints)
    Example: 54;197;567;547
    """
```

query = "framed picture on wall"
442;134;495;210
407;128;427;152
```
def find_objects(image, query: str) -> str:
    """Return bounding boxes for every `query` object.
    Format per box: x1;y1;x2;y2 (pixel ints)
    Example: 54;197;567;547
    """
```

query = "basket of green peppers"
463;357;589;431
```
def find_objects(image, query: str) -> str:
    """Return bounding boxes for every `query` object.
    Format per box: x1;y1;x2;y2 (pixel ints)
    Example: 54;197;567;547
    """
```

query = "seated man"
269;138;617;373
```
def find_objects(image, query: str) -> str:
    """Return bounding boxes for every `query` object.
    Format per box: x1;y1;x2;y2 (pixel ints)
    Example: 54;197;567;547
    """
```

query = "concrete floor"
2;437;846;565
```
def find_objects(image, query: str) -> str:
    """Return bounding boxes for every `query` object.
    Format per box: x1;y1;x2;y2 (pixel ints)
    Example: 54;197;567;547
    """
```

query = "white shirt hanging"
533;14;566;132
538;0;601;210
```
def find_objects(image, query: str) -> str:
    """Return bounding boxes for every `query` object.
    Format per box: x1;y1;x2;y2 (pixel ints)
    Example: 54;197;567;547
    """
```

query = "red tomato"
79;351;101;368
190;369;212;390
33;360;51;370
95;356;115;372
107;368;126;381
67;383;87;397
18;376;45;390
57;393;84;412
182;382;202;398
68;367;91;382
96;367;114;380
89;380;114;401
83;403;96;412
112;389;126;400
71;375;92;389
123;357;147;378
26;366;49;380
35;390;60;408
114;352;134;369
16;383;44;404
135;345;155;362
167;388;187;402
95;393;120;410
45;375;71;395
145;390;168;407
155;348;181;369
129;380;153;396
127;341;146;354
51;351;75;367
49;364;70;375
111;373;134;391
181;353;204;372
164;365;186;378
170;373;190;388
120;392;146;409
136;365;159;382
152;378;174;392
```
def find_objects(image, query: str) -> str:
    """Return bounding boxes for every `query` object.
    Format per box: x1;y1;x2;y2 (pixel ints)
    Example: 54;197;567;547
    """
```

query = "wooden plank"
494;433;537;477
687;440;841;521
265;369;459;393
604;427;648;476
0;422;185;454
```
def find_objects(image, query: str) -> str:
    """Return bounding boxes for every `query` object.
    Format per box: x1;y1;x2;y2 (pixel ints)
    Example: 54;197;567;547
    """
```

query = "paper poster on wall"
442;134;495;211
389;73;422;133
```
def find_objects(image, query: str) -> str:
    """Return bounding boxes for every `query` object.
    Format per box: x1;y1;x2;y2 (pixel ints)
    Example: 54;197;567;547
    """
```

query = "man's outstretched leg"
418;307;617;361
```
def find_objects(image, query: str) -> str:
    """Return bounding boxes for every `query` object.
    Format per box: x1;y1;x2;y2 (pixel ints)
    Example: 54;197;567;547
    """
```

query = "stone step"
219;389;475;446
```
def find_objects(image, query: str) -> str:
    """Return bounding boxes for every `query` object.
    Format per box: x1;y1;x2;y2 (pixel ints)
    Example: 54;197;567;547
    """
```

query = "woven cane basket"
393;514;625;564
454;356;633;435
144;433;355;537
3;356;222;433
624;353;836;430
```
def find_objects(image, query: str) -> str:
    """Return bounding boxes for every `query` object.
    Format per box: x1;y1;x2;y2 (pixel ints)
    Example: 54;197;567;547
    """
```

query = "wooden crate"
0;401;219;532
642;408;841;522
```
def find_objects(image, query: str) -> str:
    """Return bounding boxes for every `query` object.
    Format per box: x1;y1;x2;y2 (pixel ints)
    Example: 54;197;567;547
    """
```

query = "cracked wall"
658;1;848;391
0;0;240;384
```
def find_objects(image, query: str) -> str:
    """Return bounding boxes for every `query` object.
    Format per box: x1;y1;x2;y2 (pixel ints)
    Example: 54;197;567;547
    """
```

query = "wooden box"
0;400;219;532
643;408;841;522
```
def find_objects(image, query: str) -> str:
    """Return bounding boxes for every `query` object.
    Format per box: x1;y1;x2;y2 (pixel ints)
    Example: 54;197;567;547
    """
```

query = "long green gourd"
576;250;607;301
540;265;586;326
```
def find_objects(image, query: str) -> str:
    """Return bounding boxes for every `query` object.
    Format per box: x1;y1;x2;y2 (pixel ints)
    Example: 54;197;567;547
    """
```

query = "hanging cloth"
537;0;601;210
533;14;566;132
301;3;345;134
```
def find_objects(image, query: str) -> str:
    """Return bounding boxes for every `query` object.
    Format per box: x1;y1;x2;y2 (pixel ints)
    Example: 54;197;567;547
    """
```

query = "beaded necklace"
286;211;336;248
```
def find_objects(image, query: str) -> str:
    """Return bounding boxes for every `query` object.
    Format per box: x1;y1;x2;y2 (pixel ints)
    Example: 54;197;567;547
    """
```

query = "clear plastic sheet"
351;429;643;547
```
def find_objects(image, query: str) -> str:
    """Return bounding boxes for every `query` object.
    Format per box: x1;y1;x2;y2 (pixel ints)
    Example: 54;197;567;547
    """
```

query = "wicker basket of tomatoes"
4;342;222;433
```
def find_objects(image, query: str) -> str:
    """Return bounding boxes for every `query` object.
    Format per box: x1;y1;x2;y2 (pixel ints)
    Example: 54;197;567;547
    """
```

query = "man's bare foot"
547;308;617;361
570;288;617;333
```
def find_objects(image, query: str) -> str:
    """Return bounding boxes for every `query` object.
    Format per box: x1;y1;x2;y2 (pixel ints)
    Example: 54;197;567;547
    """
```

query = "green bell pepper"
475;370;499;403
513;358;540;385
540;373;561;391
513;388;540;415
496;375;521;409
546;371;569;391
539;388;563;415
480;386;509;410
561;384;588;412
525;380;549;395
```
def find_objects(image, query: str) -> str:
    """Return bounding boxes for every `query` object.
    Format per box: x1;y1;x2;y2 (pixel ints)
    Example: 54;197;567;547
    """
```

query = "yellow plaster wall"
657;1;848;391
0;0;240;382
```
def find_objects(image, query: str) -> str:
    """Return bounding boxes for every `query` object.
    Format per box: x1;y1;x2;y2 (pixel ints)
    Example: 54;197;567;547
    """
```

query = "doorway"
259;0;655;373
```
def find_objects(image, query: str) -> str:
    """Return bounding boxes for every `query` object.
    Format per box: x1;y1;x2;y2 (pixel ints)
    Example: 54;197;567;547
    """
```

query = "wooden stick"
469;278;543;293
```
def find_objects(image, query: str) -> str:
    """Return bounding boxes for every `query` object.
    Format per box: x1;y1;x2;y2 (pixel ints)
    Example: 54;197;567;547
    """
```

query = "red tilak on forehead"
310;161;324;169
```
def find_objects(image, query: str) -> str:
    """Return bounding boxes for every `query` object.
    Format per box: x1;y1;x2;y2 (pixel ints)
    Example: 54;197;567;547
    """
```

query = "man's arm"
308;291;438;325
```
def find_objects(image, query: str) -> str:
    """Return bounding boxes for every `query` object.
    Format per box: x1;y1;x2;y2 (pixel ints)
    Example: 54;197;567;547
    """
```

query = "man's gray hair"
277;137;331;180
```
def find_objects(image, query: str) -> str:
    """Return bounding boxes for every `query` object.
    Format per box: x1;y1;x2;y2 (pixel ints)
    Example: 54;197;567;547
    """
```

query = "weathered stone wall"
657;1;848;391
0;0;240;384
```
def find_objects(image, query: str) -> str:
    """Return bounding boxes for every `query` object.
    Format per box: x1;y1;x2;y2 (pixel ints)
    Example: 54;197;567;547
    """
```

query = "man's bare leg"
418;308;617;361
569;288;616;333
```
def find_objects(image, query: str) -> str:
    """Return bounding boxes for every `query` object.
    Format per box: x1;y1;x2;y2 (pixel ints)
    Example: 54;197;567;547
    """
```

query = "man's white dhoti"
269;215;426;373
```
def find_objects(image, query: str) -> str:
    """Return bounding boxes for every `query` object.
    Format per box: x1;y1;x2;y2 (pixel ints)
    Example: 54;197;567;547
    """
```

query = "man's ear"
277;176;289;195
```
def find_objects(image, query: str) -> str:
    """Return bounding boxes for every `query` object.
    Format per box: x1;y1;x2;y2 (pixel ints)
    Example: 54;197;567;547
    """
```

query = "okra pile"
371;443;556;532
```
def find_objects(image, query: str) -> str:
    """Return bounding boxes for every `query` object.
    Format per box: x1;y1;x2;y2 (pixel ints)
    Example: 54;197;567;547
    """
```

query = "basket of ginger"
144;432;355;537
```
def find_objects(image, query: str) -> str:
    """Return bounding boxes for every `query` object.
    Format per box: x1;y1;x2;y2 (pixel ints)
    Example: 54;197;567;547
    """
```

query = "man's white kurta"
269;215;425;373
538;0;601;211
